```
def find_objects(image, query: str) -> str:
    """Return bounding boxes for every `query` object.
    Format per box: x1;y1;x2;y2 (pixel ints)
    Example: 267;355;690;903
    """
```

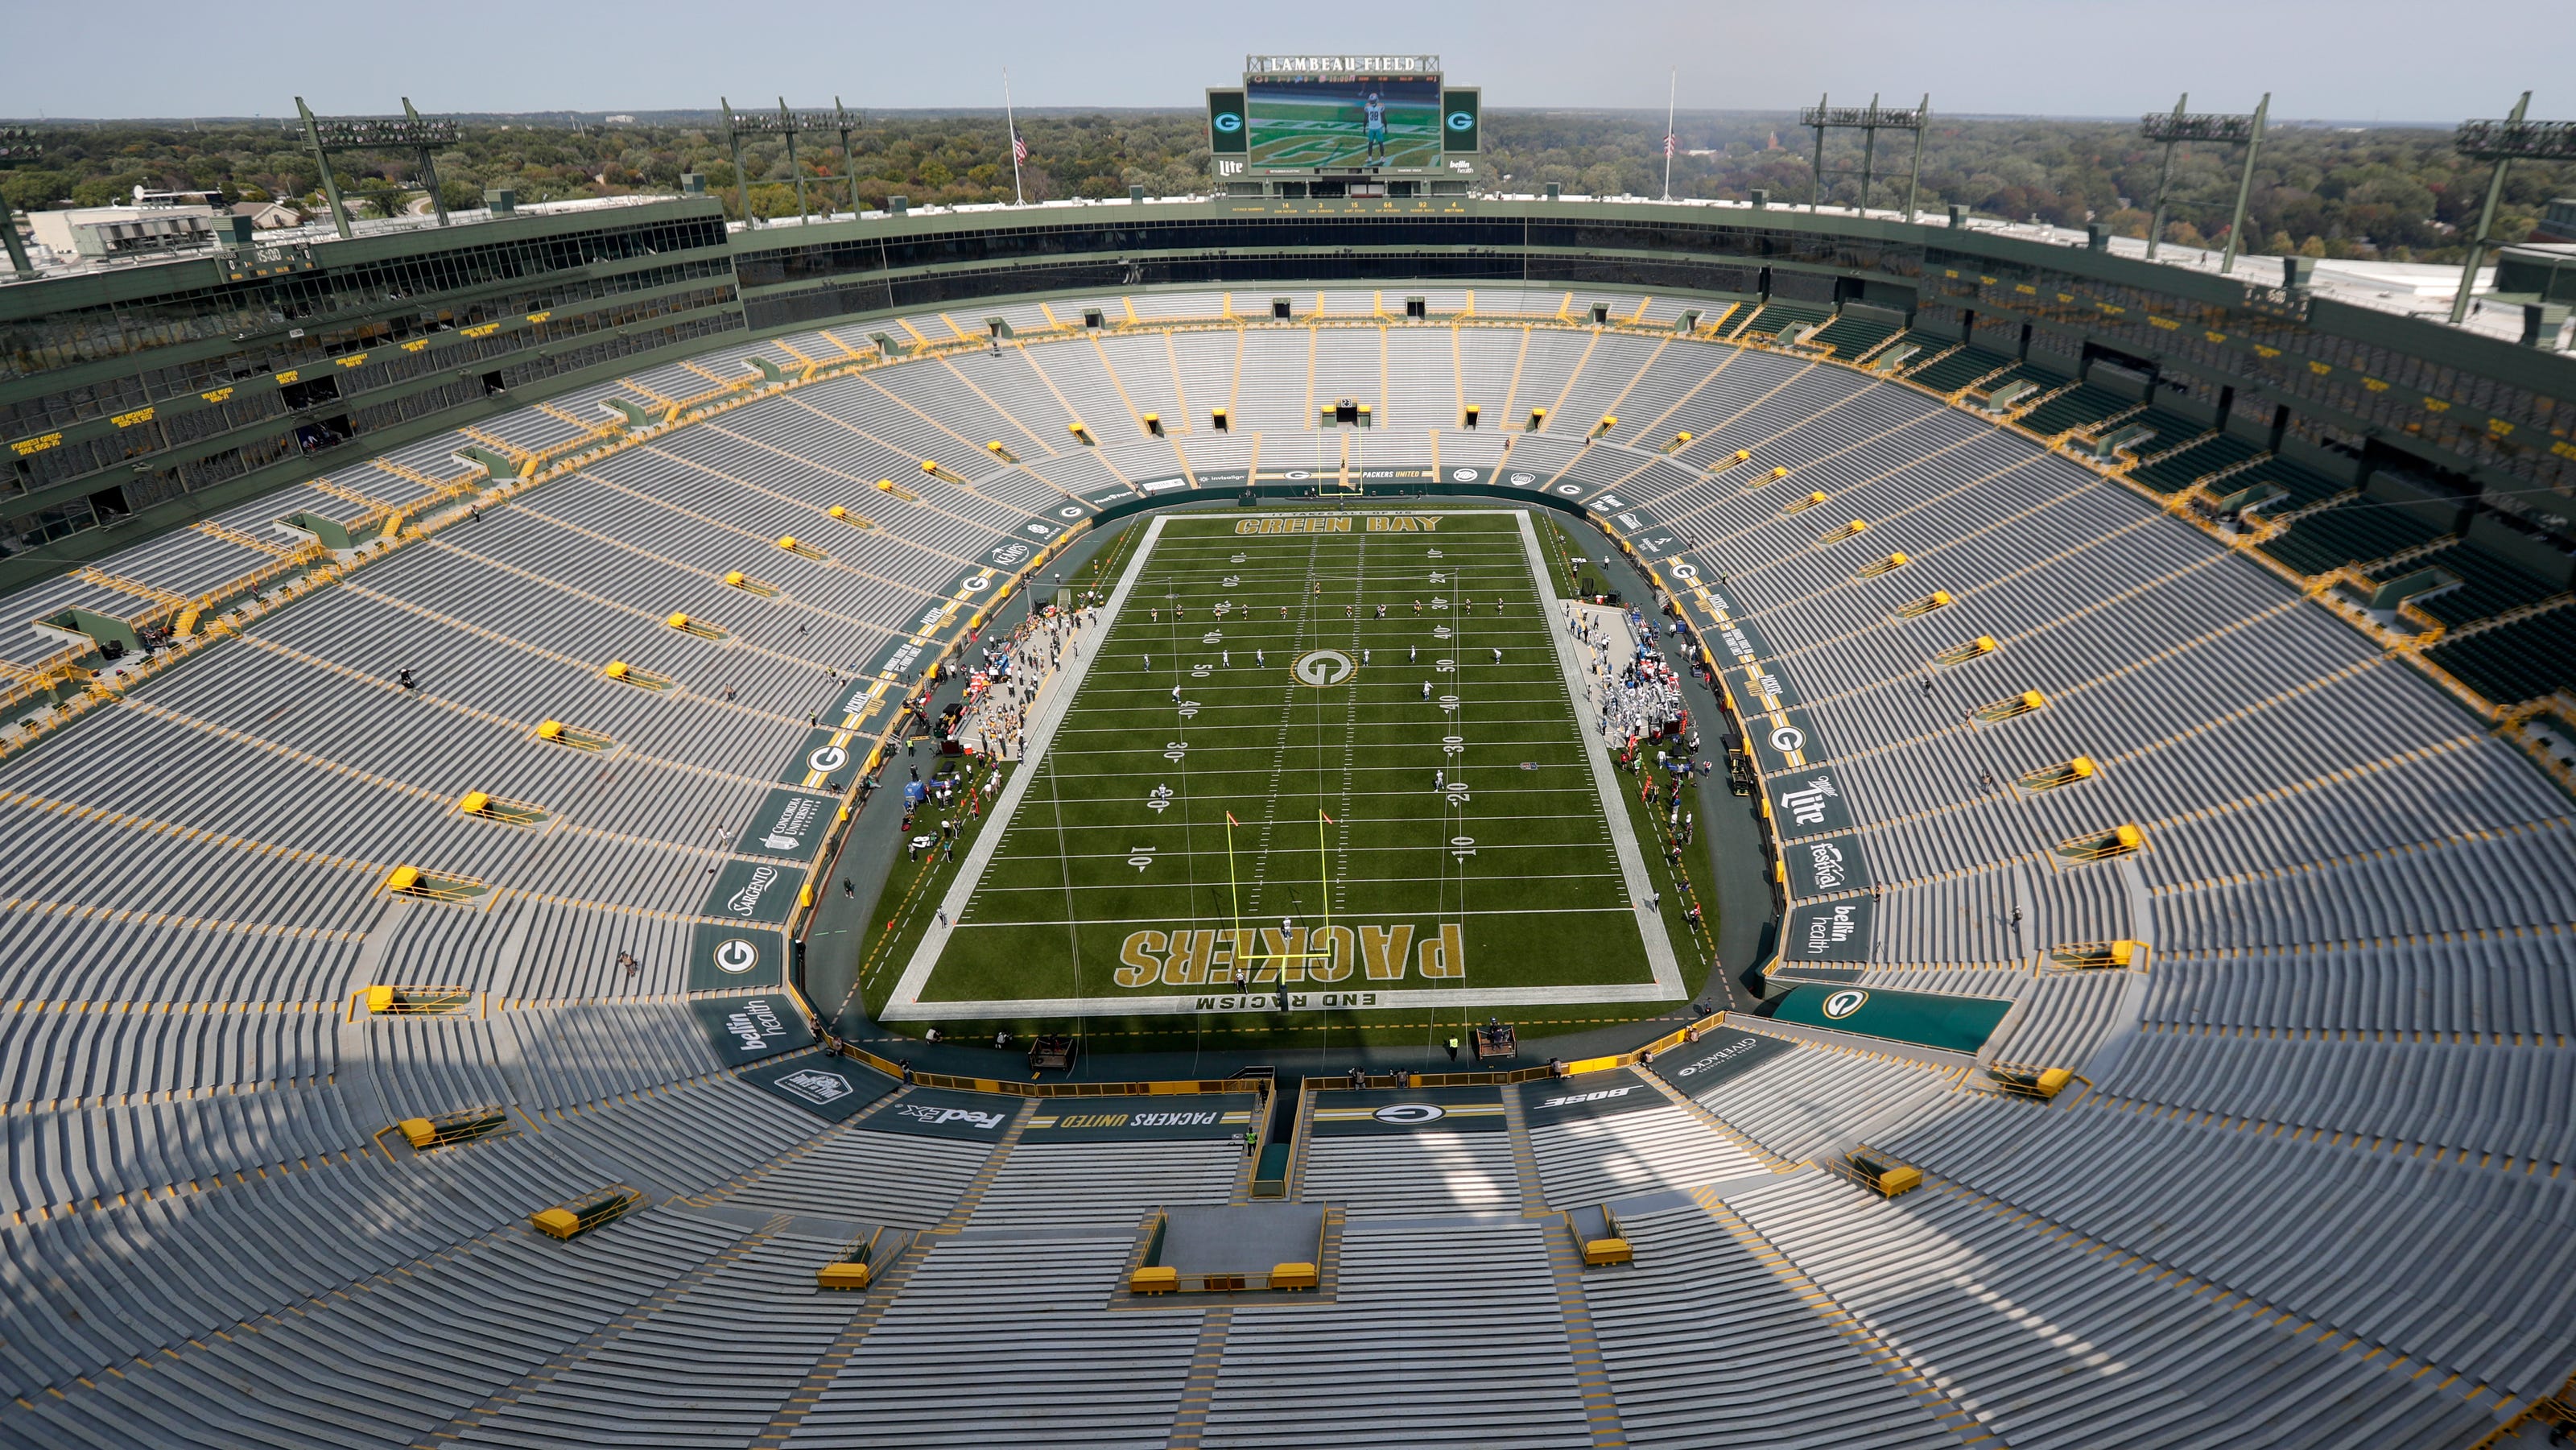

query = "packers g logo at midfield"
1823;988;1869;1019
1294;649;1355;687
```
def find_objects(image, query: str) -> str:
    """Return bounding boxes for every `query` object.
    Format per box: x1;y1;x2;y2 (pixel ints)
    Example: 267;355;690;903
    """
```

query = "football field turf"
877;509;1683;1026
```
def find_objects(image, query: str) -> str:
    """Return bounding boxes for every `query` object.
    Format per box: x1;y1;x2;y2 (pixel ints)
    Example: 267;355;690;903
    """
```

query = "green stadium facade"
10;194;2573;596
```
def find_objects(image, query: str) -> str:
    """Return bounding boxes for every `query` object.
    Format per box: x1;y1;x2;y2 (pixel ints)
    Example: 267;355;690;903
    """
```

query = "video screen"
1246;75;1443;171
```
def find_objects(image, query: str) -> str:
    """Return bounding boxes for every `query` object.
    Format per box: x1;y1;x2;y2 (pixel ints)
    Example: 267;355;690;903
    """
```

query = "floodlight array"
729;109;852;137
2454;117;2576;162
1801;104;1925;131
303;116;461;150
2140;112;2260;145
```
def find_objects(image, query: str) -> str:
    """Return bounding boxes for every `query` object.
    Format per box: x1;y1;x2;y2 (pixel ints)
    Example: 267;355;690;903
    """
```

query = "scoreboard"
1210;54;1479;185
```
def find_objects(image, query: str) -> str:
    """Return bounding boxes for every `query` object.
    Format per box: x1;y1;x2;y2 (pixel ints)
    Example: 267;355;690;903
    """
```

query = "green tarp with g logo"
1768;983;2011;1055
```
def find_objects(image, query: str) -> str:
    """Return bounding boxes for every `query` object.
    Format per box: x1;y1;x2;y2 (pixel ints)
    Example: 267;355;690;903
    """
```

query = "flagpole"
1662;69;1677;201
1004;68;1025;206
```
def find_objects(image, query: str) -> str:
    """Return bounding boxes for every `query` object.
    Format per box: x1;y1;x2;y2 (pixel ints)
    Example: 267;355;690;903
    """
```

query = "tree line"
4;109;2568;262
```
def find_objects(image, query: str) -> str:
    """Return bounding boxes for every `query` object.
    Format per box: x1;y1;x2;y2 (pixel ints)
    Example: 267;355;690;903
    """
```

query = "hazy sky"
10;0;2566;123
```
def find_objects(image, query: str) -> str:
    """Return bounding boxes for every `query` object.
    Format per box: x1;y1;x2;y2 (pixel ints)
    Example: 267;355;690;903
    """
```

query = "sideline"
1521;509;1686;1001
881;514;1174;1014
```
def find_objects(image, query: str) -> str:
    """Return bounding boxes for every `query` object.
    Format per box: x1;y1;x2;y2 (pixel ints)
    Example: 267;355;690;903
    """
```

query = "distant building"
25;199;222;259
2532;198;2576;245
231;200;303;229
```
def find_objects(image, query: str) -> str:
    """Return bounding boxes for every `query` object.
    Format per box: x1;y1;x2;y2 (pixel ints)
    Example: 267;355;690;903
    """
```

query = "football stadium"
3;40;2576;1449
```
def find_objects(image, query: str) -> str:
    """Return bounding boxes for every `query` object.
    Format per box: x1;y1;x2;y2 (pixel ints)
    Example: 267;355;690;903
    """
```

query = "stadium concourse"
0;283;2570;1448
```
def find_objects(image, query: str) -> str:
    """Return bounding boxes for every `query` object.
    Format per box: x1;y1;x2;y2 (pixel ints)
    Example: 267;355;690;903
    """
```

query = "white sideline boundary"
880;508;1686;1021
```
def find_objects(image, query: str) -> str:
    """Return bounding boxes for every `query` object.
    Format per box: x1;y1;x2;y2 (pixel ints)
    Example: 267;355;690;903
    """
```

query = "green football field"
873;509;1684;1029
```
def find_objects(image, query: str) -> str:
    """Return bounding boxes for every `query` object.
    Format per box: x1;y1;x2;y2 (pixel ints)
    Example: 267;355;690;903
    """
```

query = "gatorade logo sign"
1823;989;1869;1019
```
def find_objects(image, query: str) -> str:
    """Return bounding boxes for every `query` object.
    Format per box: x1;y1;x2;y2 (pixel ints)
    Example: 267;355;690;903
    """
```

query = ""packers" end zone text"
1116;924;1464;987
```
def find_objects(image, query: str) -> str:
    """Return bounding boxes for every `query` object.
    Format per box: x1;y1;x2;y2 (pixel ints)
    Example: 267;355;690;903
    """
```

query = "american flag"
1012;132;1029;164
1665;133;1677;158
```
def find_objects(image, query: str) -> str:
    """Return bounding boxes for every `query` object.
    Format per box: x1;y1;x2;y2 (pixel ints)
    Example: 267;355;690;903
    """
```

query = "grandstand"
3;106;2575;1450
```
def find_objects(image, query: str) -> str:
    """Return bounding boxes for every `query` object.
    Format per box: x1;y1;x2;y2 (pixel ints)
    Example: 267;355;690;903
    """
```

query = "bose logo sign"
1538;1087;1633;1109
